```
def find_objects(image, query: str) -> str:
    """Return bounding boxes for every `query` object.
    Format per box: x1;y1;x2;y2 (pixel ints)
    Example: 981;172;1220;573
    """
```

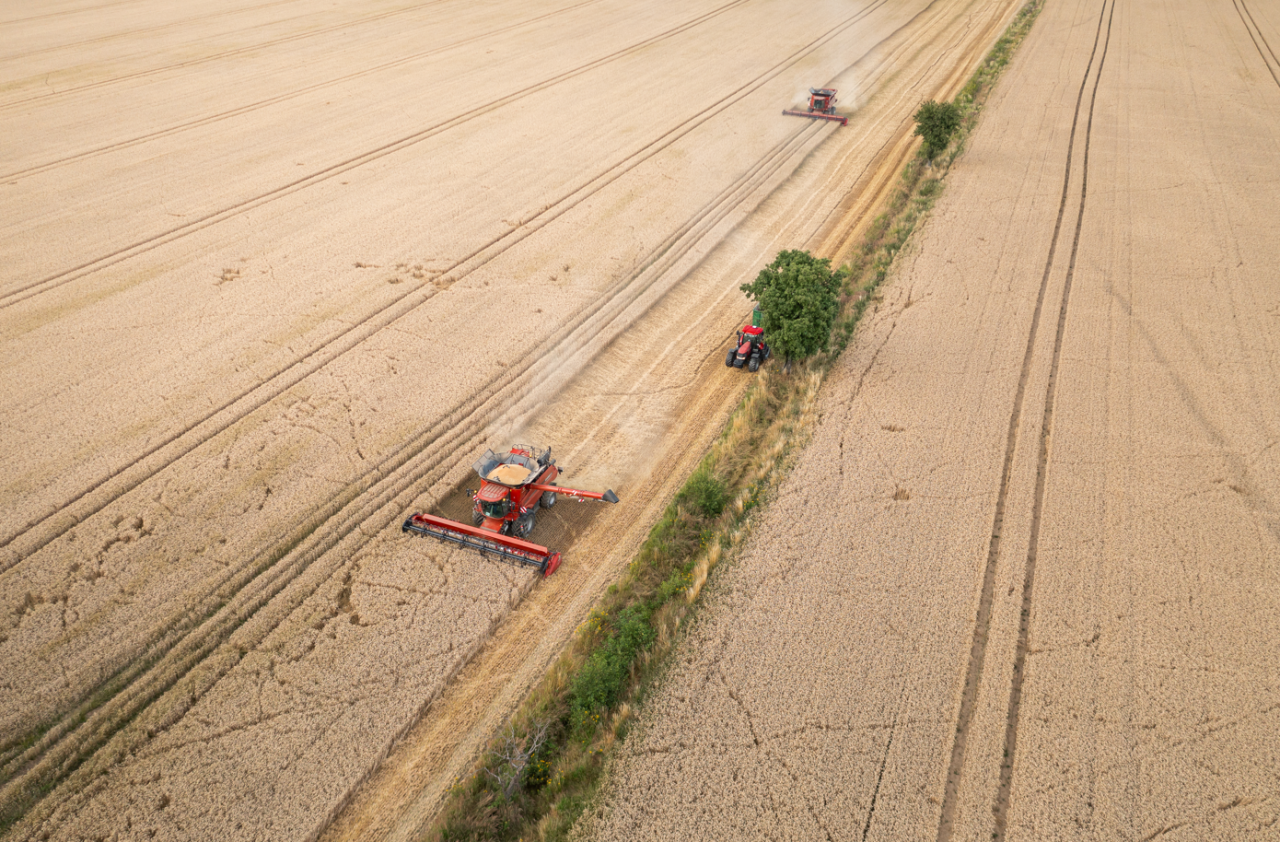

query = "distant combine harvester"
783;87;848;126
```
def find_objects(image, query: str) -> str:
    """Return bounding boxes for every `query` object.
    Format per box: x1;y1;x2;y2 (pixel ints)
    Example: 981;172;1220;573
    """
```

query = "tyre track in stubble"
0;0;751;308
0;0;768;567
1;0;934;812
0;0;304;63
0;0;897;568
993;0;1114;833
0;0;606;182
0;0;144;27
0;113;823;821
1233;0;1280;87
0;0;455;110
934;1;1114;839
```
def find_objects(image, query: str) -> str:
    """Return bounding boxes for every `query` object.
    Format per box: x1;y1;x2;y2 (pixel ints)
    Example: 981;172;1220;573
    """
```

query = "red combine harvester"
725;308;771;372
782;87;847;126
402;445;618;577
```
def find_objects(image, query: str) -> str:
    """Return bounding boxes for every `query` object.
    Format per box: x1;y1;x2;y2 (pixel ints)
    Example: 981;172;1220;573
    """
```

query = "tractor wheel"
514;512;536;539
725;349;736;367
472;509;484;526
762;344;771;359
748;356;759;372
541;490;557;509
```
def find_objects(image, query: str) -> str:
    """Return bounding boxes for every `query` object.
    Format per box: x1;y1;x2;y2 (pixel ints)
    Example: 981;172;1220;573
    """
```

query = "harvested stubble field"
0;0;1029;840
588;0;1280;840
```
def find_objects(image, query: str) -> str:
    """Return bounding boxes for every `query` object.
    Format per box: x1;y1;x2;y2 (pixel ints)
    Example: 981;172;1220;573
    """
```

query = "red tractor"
402;445;618;577
725;309;771;372
782;87;848;126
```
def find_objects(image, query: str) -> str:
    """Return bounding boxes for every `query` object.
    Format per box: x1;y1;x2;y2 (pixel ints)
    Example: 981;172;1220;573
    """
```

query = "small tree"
913;99;961;161
739;249;842;364
483;720;552;800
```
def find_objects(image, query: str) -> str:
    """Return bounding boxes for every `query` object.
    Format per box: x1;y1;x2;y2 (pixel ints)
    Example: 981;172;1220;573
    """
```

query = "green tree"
913;99;961;161
739;249;842;363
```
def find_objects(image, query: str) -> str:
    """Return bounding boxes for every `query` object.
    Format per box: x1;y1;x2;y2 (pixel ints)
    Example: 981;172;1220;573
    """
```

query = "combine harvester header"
783;87;847;126
403;445;618;577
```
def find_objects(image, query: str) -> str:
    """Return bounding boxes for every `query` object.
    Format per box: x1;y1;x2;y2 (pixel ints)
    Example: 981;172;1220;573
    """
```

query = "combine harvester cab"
402;445;619;577
782;87;848;126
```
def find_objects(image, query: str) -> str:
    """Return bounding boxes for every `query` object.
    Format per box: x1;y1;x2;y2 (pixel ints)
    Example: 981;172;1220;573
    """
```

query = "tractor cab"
726;308;770;372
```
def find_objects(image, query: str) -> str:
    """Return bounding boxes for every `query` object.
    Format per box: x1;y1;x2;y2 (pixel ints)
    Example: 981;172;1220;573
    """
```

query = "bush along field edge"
429;2;1045;839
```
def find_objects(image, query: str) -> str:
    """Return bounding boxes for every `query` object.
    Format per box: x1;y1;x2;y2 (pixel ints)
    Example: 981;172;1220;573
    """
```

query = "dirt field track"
0;0;1029;839
588;0;1280;839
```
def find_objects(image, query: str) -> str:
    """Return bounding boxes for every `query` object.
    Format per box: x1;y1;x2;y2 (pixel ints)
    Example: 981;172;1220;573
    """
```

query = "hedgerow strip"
430;3;1044;838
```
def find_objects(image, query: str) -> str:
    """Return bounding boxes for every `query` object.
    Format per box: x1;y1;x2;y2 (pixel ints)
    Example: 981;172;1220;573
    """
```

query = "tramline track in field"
0;0;307;63
0;0;146;28
0;0;457;110
0;0;757;307
1234;0;1280;87
0;106;830;821
1;0;1033;832
1;2;961;798
992;0;1115;832
936;1;1114;838
0;0;609;182
0;0;904;565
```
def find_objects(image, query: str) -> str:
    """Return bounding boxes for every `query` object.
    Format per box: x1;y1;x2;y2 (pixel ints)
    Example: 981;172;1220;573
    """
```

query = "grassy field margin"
430;3;1043;838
